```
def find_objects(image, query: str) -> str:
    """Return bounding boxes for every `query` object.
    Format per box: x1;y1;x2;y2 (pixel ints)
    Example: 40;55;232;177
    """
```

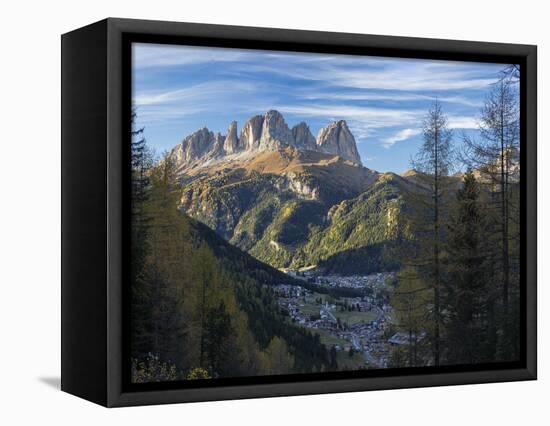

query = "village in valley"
274;270;406;370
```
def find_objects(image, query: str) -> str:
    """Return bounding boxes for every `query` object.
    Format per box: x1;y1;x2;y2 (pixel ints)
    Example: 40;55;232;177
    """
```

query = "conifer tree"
138;152;189;371
409;100;454;366
391;266;430;366
204;301;235;377
445;171;492;363
130;109;155;359
462;77;520;360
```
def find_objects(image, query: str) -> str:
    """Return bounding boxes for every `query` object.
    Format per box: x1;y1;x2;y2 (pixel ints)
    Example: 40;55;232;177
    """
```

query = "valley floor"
274;271;396;370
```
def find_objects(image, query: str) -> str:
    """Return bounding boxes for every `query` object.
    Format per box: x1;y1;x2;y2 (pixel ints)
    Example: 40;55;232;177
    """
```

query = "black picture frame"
61;17;537;407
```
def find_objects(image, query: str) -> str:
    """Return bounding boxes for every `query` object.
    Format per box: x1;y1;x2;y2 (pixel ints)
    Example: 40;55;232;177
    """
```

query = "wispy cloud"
132;44;352;70
301;91;483;108
238;60;500;92
447;115;479;129
273;104;424;129
324;65;497;92
380;116;479;149
134;81;260;106
133;43;250;68
383;128;422;148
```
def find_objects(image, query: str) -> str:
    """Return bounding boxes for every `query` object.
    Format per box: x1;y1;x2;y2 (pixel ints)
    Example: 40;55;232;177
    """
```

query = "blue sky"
132;43;511;173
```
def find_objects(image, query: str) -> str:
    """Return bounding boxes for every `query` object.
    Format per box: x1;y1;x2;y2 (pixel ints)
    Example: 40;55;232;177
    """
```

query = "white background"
0;0;546;424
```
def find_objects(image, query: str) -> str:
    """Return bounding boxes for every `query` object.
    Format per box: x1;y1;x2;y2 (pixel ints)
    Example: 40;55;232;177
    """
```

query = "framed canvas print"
61;18;537;407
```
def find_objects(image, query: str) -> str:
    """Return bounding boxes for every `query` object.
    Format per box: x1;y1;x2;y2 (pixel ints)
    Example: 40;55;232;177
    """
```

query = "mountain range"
168;110;362;175
166;110;421;274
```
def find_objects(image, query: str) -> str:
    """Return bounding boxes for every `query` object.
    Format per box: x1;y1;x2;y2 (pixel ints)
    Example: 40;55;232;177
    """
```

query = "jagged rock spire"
223;121;239;154
316;120;362;165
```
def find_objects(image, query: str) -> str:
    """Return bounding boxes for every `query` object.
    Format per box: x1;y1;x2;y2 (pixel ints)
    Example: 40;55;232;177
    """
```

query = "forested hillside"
130;123;329;383
177;148;404;274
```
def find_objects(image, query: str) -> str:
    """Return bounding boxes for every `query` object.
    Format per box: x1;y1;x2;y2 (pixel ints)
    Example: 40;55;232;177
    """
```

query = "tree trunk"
433;125;441;367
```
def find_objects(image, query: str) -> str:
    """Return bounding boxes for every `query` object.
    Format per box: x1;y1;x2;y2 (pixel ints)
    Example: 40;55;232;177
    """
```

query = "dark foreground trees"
405;100;455;367
391;266;430;367
462;78;521;361
445;171;494;364
392;74;521;366
129;126;330;382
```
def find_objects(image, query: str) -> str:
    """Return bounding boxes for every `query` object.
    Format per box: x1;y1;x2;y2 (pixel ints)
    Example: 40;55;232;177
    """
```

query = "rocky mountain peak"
211;132;225;157
316;120;362;165
239;115;264;151
259;110;293;151
169;110;363;172
224;121;239;154
291;122;317;151
180;127;216;162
